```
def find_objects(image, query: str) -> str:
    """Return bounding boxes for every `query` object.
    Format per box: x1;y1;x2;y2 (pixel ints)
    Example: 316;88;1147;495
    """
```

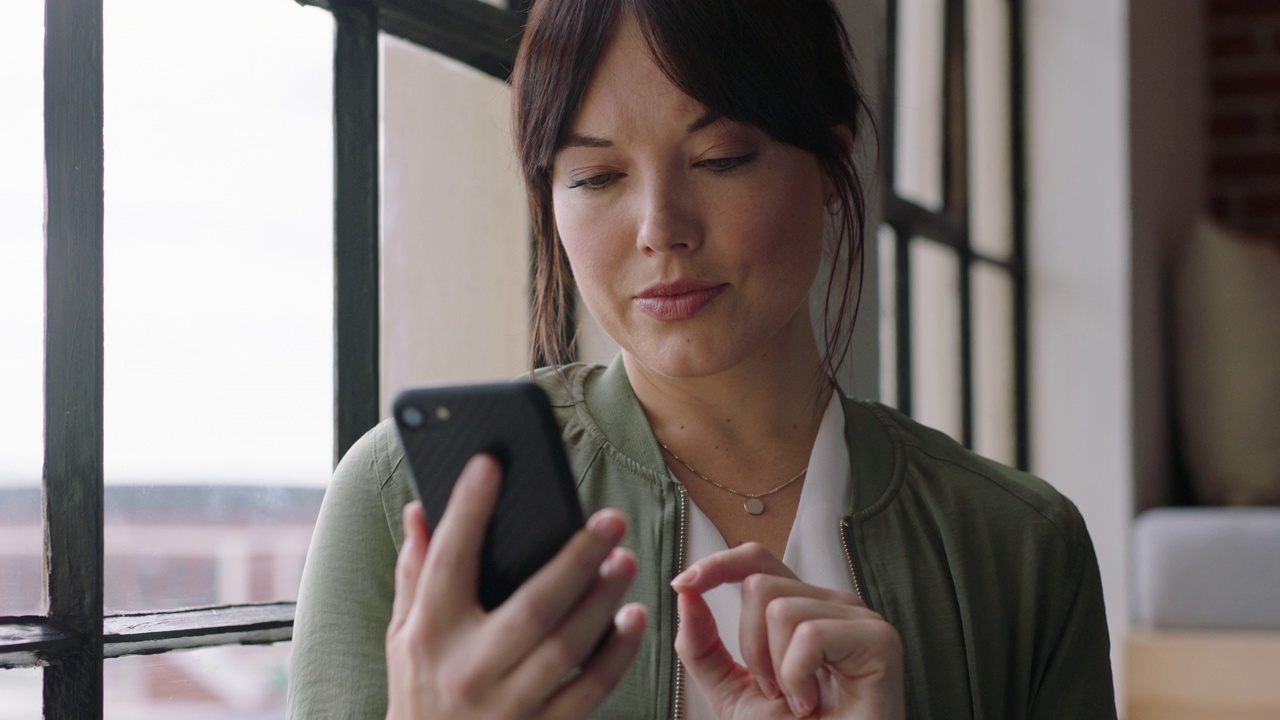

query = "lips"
634;280;727;321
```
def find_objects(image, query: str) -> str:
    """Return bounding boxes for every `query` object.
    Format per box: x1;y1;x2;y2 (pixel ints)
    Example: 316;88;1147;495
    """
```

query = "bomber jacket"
287;358;1117;719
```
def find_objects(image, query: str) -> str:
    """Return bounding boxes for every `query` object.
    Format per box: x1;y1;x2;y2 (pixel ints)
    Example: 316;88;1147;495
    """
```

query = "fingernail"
757;676;779;699
588;511;625;544
671;566;699;588
789;696;813;718
615;604;645;632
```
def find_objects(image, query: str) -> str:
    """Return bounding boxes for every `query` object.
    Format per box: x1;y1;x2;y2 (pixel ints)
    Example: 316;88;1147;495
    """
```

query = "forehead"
568;15;706;135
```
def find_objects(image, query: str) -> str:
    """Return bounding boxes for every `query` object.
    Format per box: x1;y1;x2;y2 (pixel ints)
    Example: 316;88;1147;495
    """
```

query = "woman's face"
551;17;829;379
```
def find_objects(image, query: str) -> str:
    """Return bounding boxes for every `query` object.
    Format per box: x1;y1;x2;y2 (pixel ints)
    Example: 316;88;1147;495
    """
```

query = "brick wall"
1207;0;1280;239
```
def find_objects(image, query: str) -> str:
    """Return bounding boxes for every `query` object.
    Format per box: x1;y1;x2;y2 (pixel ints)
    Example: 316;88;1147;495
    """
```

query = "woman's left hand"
672;543;905;720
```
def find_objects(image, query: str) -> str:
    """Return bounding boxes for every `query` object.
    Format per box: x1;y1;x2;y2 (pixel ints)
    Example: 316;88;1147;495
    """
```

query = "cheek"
552;194;626;298
729;181;825;280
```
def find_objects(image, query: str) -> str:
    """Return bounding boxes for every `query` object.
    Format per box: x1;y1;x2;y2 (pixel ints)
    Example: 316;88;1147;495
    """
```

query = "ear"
833;124;855;156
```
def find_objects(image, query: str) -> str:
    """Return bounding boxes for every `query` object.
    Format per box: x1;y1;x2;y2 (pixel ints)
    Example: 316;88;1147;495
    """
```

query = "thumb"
674;591;757;711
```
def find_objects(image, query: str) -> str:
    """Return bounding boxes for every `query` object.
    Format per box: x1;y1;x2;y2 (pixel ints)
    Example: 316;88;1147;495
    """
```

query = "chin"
621;334;750;380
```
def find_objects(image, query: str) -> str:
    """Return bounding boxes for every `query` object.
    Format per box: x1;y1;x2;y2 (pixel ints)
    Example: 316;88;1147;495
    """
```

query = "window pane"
973;264;1016;465
877;226;899;409
894;0;946;210
0;0;46;616
968;0;1014;260
102;0;333;611
910;240;962;439
105;643;290;719
380;35;531;409
0;667;41;720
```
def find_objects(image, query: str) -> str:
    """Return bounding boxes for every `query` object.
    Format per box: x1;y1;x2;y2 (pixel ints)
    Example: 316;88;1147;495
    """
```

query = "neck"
622;320;832;486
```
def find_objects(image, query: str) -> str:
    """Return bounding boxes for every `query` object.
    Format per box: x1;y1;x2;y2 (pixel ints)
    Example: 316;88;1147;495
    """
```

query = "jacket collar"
581;354;899;516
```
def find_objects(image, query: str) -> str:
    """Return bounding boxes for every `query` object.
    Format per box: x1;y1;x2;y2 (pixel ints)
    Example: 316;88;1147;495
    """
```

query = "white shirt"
678;393;854;720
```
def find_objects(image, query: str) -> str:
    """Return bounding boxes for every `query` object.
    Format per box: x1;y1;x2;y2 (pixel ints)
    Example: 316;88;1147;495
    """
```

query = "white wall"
1026;0;1133;700
379;36;531;414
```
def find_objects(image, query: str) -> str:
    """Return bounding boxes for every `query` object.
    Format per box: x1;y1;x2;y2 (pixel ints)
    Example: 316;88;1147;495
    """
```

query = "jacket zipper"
671;483;690;720
839;517;867;603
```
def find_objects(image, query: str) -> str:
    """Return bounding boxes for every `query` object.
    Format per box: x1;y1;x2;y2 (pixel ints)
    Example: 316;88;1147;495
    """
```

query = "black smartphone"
392;382;584;611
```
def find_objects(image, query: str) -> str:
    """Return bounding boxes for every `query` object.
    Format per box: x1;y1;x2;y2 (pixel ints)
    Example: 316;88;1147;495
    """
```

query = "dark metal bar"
883;195;967;249
894;228;913;415
104;603;294;657
299;0;523;81
43;0;105;714
333;1;382;465
970;251;1020;273
2;604;295;669
0;619;78;669
1009;0;1031;471
945;0;975;448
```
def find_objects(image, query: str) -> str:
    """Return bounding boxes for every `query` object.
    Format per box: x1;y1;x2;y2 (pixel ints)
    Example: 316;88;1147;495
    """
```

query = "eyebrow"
687;111;723;133
558;111;725;151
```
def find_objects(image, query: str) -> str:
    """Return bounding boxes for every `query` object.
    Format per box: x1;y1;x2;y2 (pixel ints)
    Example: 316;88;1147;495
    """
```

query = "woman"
288;1;1117;718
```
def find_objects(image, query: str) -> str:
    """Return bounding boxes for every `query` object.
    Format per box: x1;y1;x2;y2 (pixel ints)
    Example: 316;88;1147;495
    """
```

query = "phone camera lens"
401;405;426;429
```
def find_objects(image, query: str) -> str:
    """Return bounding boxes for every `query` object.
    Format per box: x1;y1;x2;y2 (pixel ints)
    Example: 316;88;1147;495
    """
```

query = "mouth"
634;280;727;321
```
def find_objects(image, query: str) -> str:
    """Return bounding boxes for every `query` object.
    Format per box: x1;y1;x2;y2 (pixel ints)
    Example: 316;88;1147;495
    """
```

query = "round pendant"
744;498;765;515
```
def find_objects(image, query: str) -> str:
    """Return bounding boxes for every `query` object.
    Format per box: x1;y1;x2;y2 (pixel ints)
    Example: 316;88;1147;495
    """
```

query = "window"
0;0;527;716
880;0;1028;467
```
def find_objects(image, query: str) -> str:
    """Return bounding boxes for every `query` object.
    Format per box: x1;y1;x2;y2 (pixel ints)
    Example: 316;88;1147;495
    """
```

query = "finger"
778;617;903;718
388;501;430;637
674;590;760;716
764;597;861;715
484;509;628;664
420;454;502;612
506;548;639;702
535;603;647;720
739;574;852;699
670;542;797;595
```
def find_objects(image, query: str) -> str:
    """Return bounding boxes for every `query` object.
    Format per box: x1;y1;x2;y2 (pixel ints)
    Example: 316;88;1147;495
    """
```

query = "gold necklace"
659;442;807;515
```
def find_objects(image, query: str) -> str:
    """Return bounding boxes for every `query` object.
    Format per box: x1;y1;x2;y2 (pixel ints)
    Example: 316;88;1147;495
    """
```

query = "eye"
698;153;757;173
567;173;620;191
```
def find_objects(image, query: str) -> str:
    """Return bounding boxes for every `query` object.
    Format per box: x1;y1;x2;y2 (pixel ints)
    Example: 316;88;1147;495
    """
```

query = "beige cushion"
1173;219;1280;505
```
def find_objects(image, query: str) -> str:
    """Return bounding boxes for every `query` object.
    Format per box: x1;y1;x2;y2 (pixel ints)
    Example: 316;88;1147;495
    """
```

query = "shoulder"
855;400;1092;574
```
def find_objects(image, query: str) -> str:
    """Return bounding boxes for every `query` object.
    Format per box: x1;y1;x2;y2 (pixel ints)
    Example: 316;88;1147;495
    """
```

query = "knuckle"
739;541;769;561
544;635;582;672
509;598;558;636
764;596;795;624
792;619;824;648
437;663;484;705
868;619;904;656
741;572;773;598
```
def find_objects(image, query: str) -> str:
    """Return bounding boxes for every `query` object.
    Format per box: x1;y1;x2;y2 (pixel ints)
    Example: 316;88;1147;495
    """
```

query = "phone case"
392;382;584;611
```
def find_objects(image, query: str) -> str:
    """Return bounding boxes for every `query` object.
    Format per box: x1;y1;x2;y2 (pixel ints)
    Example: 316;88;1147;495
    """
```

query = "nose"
635;174;700;255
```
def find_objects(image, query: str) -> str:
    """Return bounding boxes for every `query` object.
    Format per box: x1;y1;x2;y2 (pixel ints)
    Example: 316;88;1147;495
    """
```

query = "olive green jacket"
288;359;1116;719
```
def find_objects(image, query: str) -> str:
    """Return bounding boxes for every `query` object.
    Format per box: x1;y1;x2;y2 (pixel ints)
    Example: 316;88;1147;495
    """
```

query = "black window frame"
882;0;1029;469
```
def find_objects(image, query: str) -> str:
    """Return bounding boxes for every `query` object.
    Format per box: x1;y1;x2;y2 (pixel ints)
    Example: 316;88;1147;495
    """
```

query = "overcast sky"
1;0;336;486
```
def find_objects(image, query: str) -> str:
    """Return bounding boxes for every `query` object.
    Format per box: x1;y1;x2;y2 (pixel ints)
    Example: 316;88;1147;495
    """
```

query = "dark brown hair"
513;0;872;377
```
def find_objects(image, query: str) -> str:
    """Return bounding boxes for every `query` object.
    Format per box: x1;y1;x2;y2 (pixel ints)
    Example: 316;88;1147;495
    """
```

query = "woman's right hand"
384;454;648;720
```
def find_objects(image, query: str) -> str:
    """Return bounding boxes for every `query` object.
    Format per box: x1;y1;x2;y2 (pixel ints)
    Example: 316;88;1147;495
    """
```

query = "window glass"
910;240;962;440
877;226;899;409
105;643;290;719
973;263;1016;465
379;35;531;408
102;0;334;611
0;0;46;616
894;0;946;210
968;0;1014;260
0;668;41;720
